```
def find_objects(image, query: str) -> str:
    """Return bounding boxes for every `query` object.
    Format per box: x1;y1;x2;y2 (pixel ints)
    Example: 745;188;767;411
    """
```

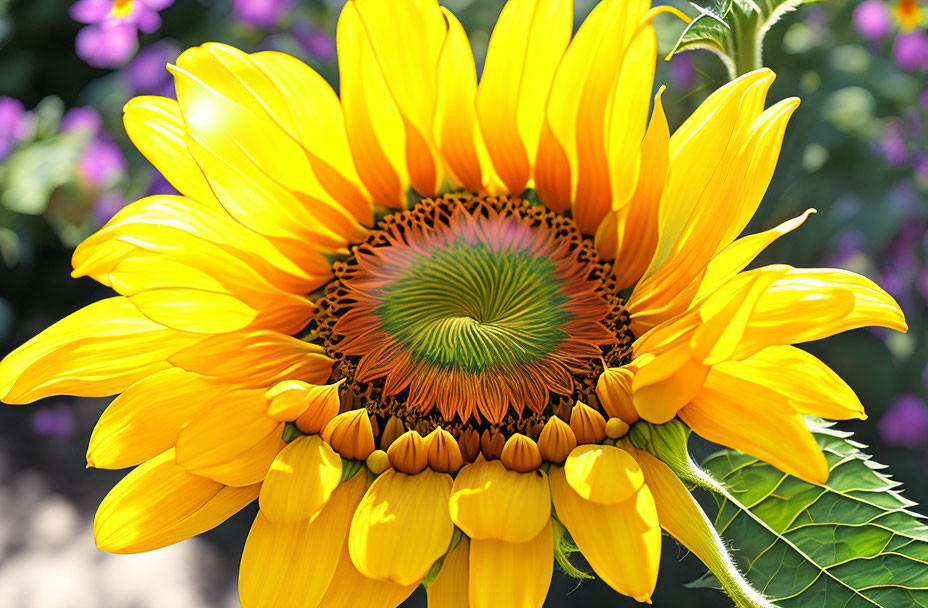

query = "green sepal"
341;458;364;482
551;517;593;581
281;422;303;444
421;528;465;590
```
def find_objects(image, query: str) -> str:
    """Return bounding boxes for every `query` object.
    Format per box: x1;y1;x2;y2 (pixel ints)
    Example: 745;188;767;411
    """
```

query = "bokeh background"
0;0;925;606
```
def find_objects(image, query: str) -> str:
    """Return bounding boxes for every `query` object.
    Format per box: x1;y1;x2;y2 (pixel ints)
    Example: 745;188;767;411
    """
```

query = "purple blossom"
78;133;127;187
853;0;892;41
61;106;103;135
879;393;928;448
233;0;296;28
826;230;866;268
0;97;30;161
293;23;336;62
70;0;175;67
31;405;76;438
126;40;181;96
667;54;697;90
892;30;928;72
93;191;127;225
146;170;177;196
882;120;909;166
920;88;928;112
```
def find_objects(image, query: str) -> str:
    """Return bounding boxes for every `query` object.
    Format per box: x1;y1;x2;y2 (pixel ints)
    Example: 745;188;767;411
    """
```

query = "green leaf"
700;419;928;607
670;0;819;77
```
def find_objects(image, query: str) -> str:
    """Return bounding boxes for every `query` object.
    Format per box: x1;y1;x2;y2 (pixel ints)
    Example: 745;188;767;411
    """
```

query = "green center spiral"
375;239;572;373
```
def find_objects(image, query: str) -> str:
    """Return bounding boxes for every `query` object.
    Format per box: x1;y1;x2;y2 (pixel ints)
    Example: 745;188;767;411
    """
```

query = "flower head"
70;0;174;67
854;0;892;40
893;29;928;72
233;0;296;28
0;0;907;606
0;97;30;161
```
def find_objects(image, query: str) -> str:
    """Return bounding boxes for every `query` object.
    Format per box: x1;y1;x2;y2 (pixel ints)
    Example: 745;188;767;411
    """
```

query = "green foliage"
699;420;928;607
670;0;819;77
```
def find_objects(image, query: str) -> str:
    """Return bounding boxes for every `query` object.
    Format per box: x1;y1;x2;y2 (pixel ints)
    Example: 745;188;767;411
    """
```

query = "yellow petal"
427;537;469;608
174;387;283;485
693;209;816;303
240;474;367;608
563;444;644;505
0;297;198;404
170;330;333;388
128;288;273;334
173;43;371;232
541;0;651;233
259;434;343;522
550;466;660;603
170;60;365;250
73;195;330;295
319;527;418;608
605;87;669;290
468;521;553;608
348;0;447;197
715;345;866;420
449;459;550;543
87;367;225;469
681;368;829;484
477;0;571;194
249;50;373;225
95;448;258;554
123;96;221;206
629;70;790;331
434;7;486;193
349;469;454;586
595;366;640;424
336;0;408;206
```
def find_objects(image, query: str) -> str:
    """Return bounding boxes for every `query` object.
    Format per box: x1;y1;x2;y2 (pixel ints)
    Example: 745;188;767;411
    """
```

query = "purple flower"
293;23;336;62
826;230;865;268
75;21;139;68
853;0;892;41
126;40;181;96
233;0;296;28
667;54;697;90
920;88;928;112
146;170;177;196
893;30;928;72
0;97;30;161
78;133;127;187
70;0;175;67
31;404;76;438
61;106;102;135
879;393;928;448
93;191;127;225
882;120;909;165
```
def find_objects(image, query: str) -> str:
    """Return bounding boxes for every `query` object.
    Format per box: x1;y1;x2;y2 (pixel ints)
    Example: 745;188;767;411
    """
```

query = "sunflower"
0;0;906;606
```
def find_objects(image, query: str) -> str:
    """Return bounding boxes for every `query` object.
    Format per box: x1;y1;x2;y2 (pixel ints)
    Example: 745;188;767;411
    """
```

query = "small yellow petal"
468;521;553;608
240;474;367;608
550;466;660;603
563;444;644;505
449;459;550;543
595;366;640;424
536;416;577;464
427;536;470;608
349;469;453;586
322;409;376;460
259;435;342;522
95;448;258;554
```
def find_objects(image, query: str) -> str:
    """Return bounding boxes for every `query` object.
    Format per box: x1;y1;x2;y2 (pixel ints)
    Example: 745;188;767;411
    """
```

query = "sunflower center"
312;194;633;458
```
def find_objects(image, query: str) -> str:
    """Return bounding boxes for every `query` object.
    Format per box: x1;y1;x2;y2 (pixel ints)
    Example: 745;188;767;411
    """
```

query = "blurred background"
0;0;925;606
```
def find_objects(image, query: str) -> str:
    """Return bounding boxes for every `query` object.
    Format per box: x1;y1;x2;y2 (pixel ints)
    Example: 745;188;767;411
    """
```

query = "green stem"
732;10;764;76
